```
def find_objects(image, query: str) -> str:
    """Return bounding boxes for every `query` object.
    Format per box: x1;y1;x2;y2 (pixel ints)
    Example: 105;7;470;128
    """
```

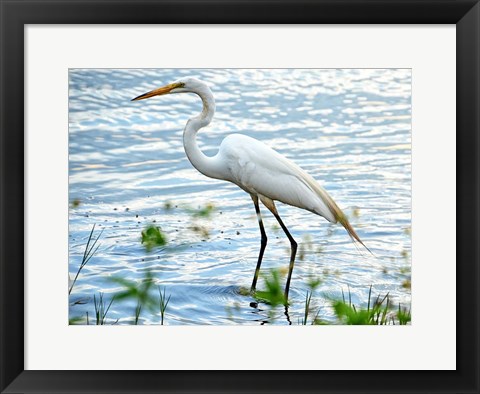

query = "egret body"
132;77;367;300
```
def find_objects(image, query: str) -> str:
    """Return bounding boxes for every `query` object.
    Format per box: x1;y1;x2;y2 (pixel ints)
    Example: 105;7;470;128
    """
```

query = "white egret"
132;77;368;300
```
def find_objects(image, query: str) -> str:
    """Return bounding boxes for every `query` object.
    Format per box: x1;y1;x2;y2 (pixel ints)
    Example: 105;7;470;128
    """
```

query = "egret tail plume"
299;173;372;254
337;214;372;255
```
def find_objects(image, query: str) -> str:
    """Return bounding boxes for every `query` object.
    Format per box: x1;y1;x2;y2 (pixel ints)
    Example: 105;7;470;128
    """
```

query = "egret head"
131;77;208;101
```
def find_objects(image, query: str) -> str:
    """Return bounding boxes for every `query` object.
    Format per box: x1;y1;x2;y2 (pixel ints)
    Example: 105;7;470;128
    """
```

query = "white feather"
217;134;337;222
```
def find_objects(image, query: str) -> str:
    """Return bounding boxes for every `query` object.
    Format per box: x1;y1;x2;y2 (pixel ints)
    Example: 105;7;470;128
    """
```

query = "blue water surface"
69;69;411;325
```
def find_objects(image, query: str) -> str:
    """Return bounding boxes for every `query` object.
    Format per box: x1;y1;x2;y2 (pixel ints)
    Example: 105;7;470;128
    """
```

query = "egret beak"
131;82;185;101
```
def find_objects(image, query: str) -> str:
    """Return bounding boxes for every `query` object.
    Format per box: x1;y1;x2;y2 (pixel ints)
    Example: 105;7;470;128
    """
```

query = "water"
69;69;411;325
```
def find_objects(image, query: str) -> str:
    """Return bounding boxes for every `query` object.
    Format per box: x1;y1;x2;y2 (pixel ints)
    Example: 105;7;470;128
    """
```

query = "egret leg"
271;211;297;301
250;194;268;292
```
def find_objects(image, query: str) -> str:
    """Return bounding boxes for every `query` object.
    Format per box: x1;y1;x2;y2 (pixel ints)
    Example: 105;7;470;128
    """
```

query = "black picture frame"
1;1;478;393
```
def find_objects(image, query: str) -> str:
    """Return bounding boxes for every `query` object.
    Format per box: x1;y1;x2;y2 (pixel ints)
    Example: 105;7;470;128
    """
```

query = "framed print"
1;1;479;393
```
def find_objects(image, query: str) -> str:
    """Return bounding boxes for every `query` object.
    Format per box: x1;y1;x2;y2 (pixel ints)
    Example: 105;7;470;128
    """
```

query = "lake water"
69;69;411;325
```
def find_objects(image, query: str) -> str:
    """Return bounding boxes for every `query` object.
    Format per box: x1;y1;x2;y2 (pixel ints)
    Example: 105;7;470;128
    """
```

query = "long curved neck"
183;87;223;179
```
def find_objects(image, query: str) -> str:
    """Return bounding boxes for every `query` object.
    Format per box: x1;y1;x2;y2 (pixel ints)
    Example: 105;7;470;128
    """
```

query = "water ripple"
69;69;411;325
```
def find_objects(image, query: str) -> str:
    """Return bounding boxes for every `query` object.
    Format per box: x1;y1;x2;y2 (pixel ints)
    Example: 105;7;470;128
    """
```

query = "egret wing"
219;134;338;221
218;133;369;251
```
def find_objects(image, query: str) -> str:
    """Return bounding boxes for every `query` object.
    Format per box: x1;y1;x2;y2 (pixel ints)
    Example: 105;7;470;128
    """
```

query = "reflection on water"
69;69;411;325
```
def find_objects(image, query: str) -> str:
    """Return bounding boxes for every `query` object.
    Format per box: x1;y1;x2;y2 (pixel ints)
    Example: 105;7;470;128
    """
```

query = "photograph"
68;68;412;326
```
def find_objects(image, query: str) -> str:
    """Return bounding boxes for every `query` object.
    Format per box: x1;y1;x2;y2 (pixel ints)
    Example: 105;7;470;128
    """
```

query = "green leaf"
255;269;287;307
141;225;167;252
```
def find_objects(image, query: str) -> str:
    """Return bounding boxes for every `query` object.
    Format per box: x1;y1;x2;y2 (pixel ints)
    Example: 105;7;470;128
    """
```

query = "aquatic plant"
141;224;167;252
190;202;216;218
68;316;85;325
255;268;287;307
397;304;411;325
93;292;116;325
70;198;81;208
69;224;103;294
301;276;322;325
110;270;158;324
158;286;171;325
134;301;142;325
330;286;392;325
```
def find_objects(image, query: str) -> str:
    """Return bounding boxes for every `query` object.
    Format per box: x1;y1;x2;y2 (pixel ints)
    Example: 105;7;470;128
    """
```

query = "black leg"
272;212;298;301
250;195;268;292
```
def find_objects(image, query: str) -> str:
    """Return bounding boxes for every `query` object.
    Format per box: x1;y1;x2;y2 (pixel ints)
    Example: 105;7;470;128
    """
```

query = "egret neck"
182;86;224;180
